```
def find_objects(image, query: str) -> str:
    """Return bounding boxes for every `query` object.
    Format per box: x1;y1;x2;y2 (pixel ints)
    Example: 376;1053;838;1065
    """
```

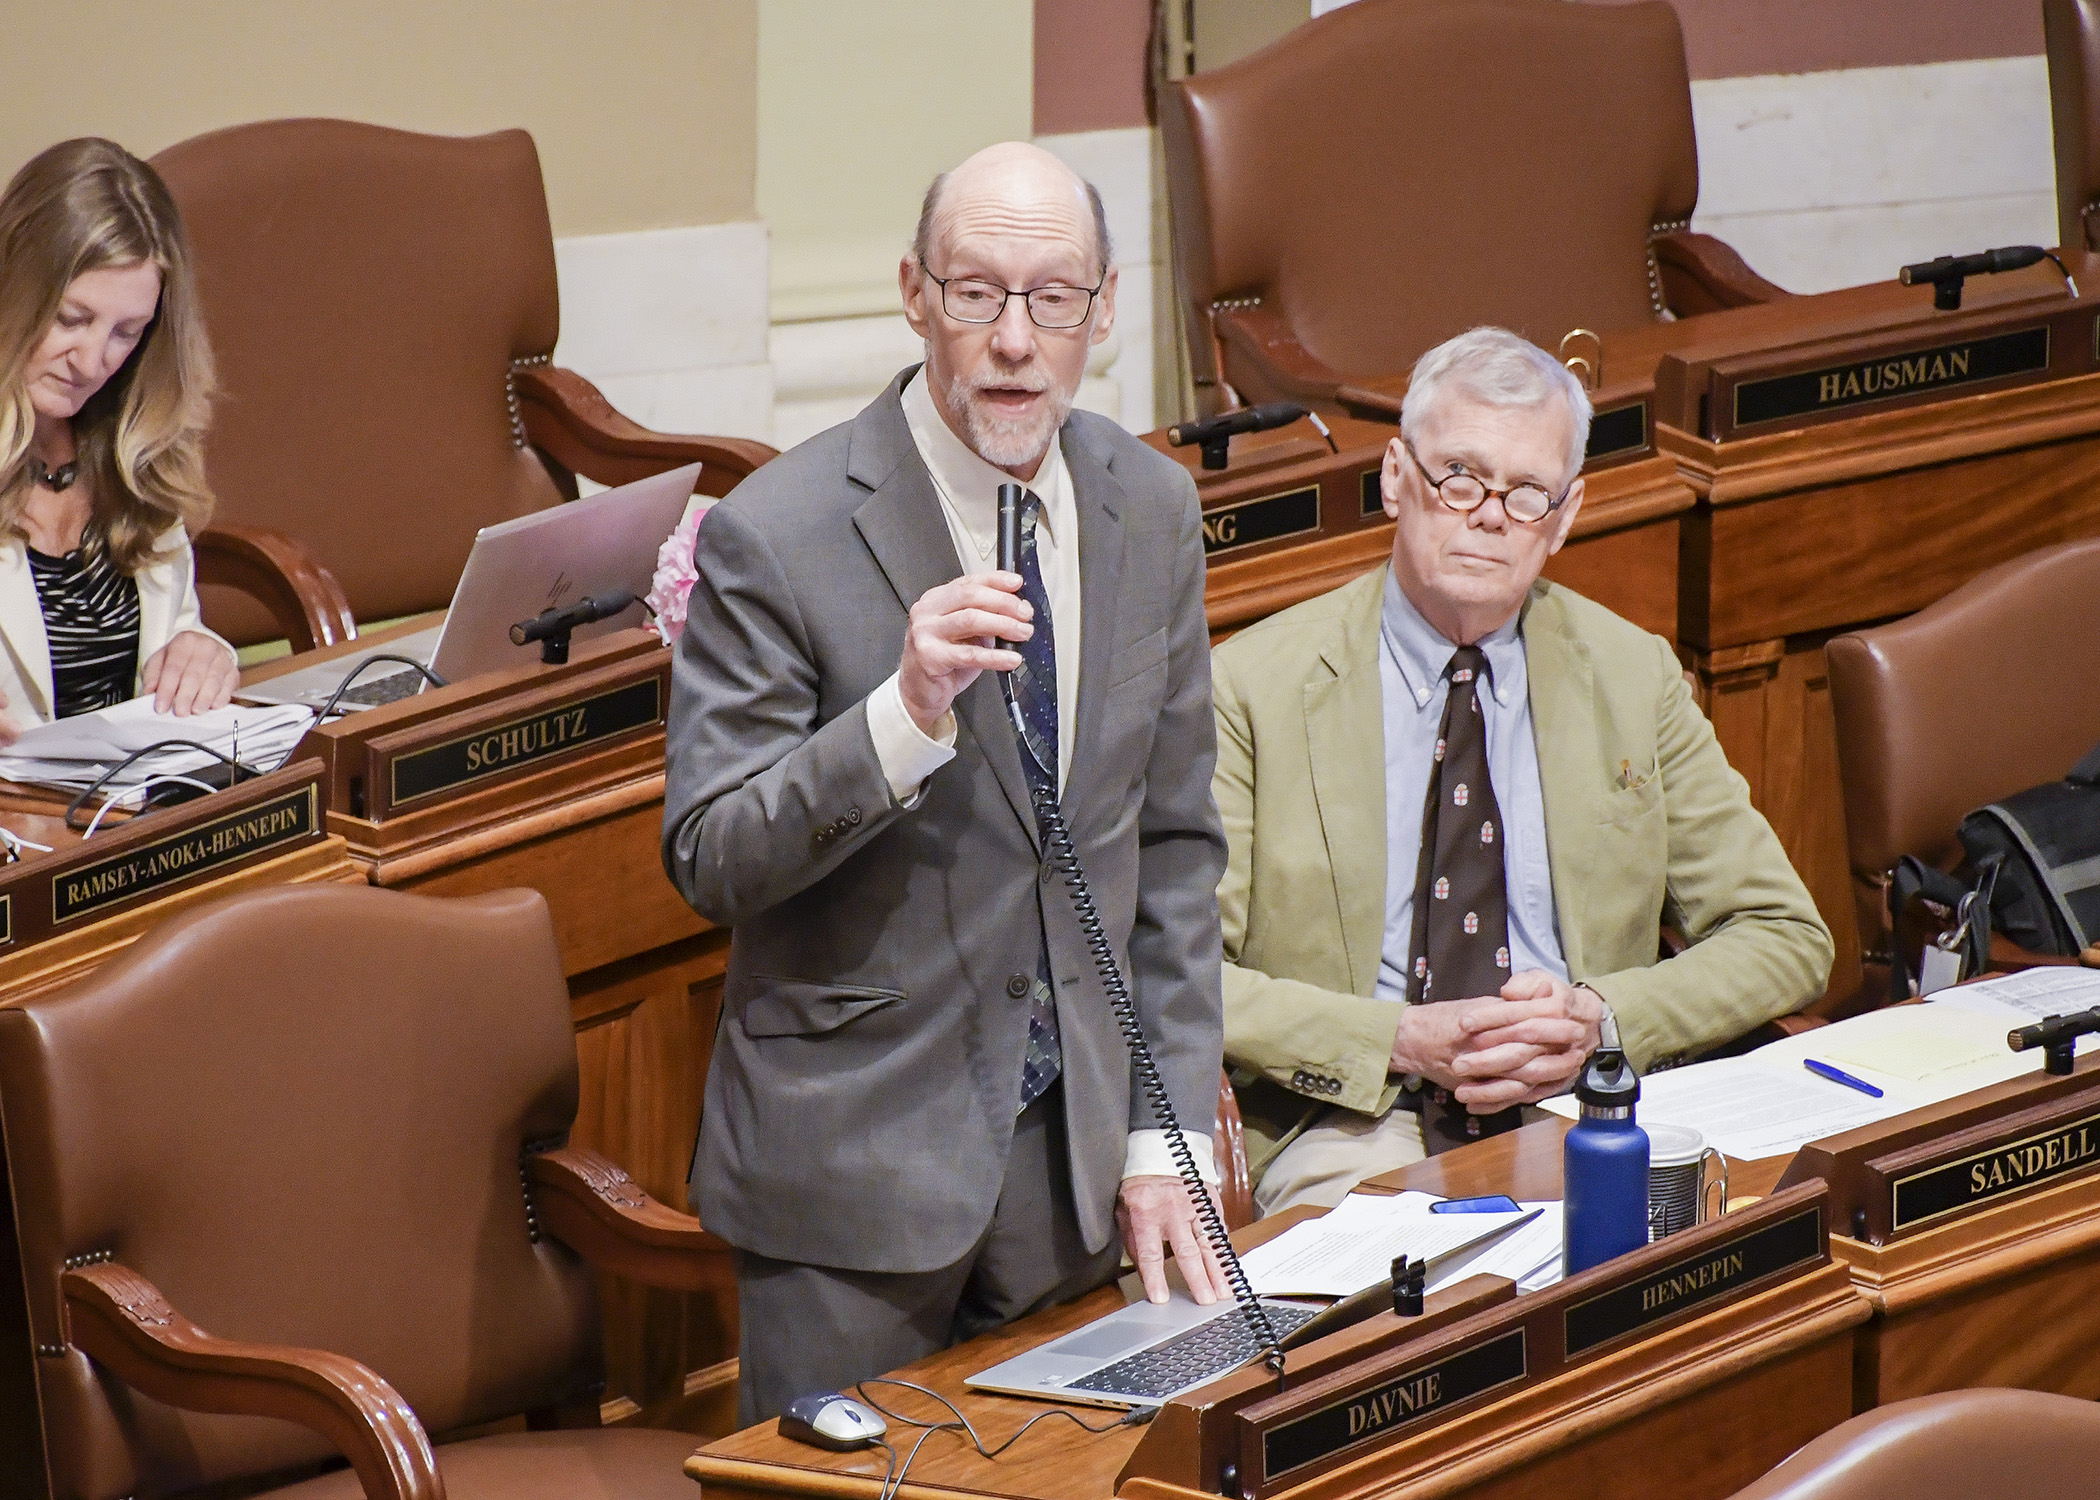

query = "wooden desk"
242;627;735;1434
688;1137;1861;1500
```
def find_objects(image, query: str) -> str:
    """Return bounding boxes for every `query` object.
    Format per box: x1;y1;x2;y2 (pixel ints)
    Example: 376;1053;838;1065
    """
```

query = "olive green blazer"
1213;567;1833;1176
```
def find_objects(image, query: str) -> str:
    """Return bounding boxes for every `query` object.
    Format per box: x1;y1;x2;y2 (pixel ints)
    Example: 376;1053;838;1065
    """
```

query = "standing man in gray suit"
663;142;1228;1423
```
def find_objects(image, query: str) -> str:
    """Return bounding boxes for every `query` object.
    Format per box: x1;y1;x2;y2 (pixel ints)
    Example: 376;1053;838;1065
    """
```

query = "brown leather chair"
1726;1388;2100;1499
1827;536;2100;993
0;883;732;1499
2048;0;2100;253
1216;1070;1254;1230
151;119;776;650
1159;0;1788;412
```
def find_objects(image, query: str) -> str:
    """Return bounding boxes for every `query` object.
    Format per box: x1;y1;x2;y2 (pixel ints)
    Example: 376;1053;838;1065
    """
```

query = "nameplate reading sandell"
1222;1185;1831;1499
1777;1054;2100;1244
0;761;326;949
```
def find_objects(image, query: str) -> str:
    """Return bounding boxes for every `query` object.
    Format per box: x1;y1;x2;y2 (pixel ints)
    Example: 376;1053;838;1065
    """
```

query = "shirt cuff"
865;671;956;805
1122;1129;1218;1186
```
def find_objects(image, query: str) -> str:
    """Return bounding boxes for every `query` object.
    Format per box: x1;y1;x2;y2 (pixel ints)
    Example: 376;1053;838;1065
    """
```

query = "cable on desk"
852;1377;1151;1500
64;739;245;833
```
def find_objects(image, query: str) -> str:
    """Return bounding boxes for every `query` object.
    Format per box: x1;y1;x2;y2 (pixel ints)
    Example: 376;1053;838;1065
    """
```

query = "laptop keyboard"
333;670;424;708
1072;1302;1321;1401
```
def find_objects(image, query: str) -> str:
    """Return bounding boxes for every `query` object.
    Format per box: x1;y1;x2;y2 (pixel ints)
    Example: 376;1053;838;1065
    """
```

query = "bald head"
912;142;1112;277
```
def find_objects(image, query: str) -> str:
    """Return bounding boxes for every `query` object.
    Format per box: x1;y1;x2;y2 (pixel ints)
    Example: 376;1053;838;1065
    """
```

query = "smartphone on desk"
1429;1194;1522;1214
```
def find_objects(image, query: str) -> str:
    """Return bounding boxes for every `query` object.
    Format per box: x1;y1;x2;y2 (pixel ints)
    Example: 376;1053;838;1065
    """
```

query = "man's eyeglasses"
1405;441;1568;525
918;259;1103;330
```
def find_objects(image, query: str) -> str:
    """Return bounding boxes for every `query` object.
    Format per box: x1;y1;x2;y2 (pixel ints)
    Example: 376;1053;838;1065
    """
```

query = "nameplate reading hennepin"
1732;326;2050;429
1201;485;1320;557
1563;1206;1822;1357
1891;1107;2100;1233
388;678;662;807
53;786;317;924
1259;1330;1526;1483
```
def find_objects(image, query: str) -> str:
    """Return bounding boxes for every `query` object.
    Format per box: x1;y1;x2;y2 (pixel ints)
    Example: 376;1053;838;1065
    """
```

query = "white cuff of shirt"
1122;1129;1217;1186
865;671;956;805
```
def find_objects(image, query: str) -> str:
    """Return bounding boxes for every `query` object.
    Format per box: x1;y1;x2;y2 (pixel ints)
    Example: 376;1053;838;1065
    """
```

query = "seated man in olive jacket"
1214;326;1833;1214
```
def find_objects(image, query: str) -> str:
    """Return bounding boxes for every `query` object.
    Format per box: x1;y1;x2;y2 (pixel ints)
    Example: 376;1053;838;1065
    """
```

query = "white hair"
1399;326;1593;485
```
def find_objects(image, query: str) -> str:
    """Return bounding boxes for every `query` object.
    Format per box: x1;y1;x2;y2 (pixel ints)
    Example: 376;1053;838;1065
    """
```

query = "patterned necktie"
1403;645;1522;1154
1011;489;1063;1110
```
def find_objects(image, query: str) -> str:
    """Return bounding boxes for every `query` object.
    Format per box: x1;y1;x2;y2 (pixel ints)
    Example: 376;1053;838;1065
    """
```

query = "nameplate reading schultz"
1891;1106;2100;1233
1202;485;1320;557
53;785;318;925
1260;1330;1526;1483
1732;327;2050;429
388;677;663;807
1563;1206;1823;1357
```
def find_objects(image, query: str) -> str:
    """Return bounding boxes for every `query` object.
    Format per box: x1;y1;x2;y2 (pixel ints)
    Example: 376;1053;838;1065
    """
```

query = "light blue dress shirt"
1375;569;1568;1005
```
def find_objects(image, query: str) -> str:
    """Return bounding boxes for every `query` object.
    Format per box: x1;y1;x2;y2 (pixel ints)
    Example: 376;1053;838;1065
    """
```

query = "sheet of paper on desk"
1238;1192;1529;1298
0;699;313;793
1423;1202;1565;1296
1540;1055;1909;1160
1931;967;2100;1040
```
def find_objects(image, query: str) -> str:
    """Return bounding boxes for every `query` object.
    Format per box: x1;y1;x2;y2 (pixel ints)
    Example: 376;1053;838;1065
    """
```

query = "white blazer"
0;526;234;729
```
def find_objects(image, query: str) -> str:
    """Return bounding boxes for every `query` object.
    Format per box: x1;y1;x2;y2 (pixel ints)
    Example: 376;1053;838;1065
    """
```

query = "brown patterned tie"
1403;645;1523;1155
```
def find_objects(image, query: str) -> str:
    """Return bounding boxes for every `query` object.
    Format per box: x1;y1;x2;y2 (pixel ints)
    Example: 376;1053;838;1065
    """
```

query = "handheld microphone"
1167;402;1310;470
1899;245;2073;310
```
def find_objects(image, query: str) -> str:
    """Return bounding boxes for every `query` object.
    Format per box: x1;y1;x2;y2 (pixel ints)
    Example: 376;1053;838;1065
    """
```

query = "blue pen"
1803;1058;1884;1098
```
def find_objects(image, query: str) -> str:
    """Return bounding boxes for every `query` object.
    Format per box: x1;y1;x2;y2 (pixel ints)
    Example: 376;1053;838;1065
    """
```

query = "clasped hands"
1392;971;1608;1111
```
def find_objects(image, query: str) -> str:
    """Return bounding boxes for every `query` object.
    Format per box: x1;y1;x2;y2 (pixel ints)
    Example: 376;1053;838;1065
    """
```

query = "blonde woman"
0;137;235;746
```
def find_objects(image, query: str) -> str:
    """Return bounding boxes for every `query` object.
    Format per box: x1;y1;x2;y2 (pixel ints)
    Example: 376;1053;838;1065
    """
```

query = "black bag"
1886;854;1994;1002
1958;741;2100;957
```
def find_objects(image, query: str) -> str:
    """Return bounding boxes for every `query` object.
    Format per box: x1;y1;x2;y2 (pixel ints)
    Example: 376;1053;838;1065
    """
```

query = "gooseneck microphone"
509;590;637;663
1900;245;2078;310
1167;401;1311;470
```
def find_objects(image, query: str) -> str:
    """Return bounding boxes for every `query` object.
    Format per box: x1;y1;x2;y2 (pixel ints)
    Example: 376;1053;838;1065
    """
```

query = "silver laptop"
967;1293;1323;1409
241;463;701;711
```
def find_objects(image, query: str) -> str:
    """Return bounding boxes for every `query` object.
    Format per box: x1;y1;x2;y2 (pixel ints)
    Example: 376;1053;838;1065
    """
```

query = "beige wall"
759;1;1033;322
0;0;757;237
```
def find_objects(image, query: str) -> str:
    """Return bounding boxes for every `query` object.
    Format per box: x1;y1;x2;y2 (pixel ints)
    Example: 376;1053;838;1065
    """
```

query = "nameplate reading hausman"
1201;485;1320;557
53;785;318;924
1260;1330;1527;1484
1891;1106;2100;1233
1563;1206;1823;1357
388;678;662;807
1732;326;2049;429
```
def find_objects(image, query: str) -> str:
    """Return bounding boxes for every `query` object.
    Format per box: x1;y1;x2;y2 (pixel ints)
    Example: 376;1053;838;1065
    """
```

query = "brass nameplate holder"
1360;468;1382;517
1585;398;1650;463
1202;485;1322;557
1733;326;2049;430
386;676;662;809
0;761;326;952
1216;1185;1828;1498
1776;1053;2100;1243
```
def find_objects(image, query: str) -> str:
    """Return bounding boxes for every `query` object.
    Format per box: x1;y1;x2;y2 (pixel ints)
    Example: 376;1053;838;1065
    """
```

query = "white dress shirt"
862;368;1214;1185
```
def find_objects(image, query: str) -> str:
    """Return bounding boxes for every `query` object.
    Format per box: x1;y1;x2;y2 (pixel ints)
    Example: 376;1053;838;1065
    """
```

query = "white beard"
945;360;1076;471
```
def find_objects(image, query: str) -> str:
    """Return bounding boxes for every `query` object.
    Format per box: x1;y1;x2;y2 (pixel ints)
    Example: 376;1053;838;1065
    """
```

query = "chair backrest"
1826;536;2100;947
1161;0;1698;393
152;119;566;642
0;884;598;1499
1727;1388;2100;1499
2046;0;2100;251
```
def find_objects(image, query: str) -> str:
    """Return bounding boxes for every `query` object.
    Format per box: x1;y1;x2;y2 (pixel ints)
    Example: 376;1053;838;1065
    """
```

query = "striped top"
27;542;140;718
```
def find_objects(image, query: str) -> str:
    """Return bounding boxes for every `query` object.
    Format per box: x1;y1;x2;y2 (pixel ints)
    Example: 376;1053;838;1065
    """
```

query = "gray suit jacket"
662;370;1225;1274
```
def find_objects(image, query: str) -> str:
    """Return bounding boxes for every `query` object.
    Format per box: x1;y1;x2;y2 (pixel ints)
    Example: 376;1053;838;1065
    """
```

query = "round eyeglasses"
918;259;1103;330
1404;441;1568;525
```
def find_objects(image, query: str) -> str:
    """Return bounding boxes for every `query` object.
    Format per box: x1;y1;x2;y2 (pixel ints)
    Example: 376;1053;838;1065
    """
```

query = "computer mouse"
779;1392;888;1450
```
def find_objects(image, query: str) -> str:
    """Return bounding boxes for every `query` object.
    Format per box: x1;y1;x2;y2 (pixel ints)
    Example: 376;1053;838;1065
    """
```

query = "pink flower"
646;503;707;644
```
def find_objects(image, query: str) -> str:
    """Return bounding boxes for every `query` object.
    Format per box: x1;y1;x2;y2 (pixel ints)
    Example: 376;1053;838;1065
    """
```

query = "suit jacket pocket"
741;976;904;1038
1107;627;1168;690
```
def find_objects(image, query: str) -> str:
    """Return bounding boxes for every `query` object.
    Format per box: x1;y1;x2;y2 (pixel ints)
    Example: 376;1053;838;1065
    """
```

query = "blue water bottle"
1563;1044;1650;1276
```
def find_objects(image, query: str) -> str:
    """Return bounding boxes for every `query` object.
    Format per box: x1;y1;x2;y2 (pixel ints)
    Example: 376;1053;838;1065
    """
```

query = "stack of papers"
1239;1190;1535;1297
0;697;314;798
1423;1201;1565;1295
1541;967;2100;1161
